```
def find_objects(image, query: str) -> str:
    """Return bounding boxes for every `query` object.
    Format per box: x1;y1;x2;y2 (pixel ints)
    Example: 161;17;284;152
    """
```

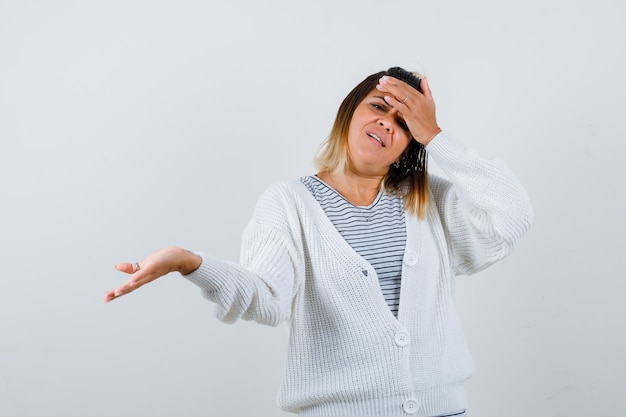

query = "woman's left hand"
376;75;441;146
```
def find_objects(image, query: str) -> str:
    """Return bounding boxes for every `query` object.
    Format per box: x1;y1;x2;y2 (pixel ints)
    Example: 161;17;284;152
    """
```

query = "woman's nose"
378;119;391;132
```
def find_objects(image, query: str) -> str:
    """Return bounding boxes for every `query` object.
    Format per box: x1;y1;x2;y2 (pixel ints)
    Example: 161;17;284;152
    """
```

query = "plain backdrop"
1;0;625;416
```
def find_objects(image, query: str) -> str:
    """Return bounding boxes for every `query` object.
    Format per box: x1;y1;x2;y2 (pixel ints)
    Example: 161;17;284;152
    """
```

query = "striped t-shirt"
301;175;407;317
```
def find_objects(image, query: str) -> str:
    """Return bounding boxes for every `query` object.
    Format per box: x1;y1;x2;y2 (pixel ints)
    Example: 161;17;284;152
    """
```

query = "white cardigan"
185;132;533;417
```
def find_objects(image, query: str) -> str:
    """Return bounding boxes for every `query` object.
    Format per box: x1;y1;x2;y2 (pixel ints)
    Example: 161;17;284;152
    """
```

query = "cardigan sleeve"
183;183;303;326
426;131;534;276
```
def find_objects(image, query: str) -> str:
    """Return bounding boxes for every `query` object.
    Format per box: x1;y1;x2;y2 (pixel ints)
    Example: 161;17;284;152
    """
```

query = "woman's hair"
314;67;429;219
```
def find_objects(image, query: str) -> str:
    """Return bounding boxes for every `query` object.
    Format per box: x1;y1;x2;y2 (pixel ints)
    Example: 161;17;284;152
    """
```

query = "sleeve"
183;183;303;326
426;131;534;275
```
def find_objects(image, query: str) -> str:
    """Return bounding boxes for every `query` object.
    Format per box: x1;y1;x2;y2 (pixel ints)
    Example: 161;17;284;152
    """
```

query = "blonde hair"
314;68;429;219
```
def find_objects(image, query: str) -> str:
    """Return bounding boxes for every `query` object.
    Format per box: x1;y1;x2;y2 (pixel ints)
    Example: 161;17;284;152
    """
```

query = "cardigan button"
394;330;410;347
402;398;419;414
404;251;418;266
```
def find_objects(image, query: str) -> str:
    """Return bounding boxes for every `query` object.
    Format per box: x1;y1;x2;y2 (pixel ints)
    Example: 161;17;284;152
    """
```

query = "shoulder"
258;178;309;203
244;177;326;242
252;178;315;222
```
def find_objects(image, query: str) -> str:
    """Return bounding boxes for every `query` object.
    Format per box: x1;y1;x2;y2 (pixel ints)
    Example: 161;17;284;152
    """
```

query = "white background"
1;0;624;416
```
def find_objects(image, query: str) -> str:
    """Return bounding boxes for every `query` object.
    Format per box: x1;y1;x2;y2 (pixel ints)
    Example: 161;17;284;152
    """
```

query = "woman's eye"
371;103;384;110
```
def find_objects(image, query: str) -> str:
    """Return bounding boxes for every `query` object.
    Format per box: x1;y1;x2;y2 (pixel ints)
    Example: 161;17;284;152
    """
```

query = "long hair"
314;67;429;219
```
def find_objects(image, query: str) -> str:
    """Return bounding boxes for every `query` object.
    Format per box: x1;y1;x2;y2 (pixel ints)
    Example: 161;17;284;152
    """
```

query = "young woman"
105;67;533;417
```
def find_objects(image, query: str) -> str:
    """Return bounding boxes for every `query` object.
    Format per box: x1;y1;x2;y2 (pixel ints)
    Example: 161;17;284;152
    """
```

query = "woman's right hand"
104;246;202;303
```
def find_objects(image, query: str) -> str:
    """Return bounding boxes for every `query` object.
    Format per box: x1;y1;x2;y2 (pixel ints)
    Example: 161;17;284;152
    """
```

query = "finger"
104;290;118;303
104;275;147;303
105;263;146;302
115;262;135;274
378;75;416;95
115;261;143;274
383;75;423;93
104;282;135;303
420;76;434;100
376;76;404;100
382;94;408;109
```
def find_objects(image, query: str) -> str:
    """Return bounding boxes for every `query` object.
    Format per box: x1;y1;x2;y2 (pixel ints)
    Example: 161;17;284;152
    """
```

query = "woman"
104;67;533;417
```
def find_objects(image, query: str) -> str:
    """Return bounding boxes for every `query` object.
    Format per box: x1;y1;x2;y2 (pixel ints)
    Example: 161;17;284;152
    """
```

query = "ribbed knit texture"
184;131;533;417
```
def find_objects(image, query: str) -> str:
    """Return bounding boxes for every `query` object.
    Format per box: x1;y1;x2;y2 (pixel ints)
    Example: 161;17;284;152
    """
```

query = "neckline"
313;174;383;209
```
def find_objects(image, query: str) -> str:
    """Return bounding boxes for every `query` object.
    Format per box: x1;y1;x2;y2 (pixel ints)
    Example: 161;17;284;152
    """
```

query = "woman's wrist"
421;127;442;146
177;248;202;275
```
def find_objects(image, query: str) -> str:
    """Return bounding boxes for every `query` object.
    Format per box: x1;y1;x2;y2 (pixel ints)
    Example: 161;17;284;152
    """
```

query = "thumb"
420;76;434;99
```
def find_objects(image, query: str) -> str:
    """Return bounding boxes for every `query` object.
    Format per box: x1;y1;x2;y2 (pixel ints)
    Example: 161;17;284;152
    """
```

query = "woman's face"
346;89;412;176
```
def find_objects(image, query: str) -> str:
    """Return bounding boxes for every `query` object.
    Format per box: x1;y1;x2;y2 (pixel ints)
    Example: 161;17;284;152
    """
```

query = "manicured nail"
379;76;389;84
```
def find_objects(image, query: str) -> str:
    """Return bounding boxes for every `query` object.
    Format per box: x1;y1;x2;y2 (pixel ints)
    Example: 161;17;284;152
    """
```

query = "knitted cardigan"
184;131;533;417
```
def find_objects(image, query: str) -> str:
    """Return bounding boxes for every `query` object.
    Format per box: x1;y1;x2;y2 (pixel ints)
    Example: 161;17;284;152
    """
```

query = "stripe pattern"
301;175;406;316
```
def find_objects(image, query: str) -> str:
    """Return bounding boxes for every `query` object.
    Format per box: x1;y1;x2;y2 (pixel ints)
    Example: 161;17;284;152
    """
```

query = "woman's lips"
367;132;385;147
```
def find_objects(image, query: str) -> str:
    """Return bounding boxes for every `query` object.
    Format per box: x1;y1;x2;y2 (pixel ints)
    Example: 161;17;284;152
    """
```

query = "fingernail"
376;83;383;90
384;96;392;103
379;76;388;84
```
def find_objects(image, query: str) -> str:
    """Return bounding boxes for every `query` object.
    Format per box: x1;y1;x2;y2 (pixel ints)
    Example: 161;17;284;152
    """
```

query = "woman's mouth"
367;132;385;147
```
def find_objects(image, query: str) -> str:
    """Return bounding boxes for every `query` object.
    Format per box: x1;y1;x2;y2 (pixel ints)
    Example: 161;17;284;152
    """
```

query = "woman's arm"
426;132;534;275
184;221;301;326
104;182;302;327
